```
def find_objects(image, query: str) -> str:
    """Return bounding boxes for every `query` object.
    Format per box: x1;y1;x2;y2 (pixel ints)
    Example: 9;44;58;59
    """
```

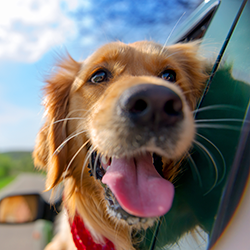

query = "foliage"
0;151;35;189
0;176;16;189
0;155;12;178
0;151;35;173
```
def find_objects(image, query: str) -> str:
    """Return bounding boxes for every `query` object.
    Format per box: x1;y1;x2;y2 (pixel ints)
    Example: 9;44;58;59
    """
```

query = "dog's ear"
168;42;208;109
33;55;81;190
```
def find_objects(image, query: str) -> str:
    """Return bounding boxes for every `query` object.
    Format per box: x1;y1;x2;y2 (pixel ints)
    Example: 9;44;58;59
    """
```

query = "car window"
140;0;250;249
206;0;250;247
175;1;220;43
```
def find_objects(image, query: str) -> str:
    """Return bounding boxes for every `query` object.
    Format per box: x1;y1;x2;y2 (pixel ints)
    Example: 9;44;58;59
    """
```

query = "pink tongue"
102;153;174;217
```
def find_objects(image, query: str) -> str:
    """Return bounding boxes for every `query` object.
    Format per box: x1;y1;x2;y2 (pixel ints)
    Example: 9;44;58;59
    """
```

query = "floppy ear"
33;55;81;190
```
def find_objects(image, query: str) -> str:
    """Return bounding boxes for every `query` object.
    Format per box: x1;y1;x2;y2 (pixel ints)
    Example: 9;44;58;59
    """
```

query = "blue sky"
0;0;202;152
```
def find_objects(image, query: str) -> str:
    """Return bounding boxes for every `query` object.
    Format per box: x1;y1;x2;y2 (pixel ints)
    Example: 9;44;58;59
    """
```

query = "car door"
139;0;250;249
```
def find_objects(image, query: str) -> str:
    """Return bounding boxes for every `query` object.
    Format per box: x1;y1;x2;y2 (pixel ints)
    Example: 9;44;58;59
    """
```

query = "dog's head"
34;41;207;248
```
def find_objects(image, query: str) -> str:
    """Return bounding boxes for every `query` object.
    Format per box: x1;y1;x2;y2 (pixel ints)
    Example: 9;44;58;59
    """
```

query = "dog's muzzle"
87;83;183;225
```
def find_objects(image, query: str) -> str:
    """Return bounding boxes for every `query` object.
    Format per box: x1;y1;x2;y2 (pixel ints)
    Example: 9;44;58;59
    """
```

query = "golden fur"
33;41;207;250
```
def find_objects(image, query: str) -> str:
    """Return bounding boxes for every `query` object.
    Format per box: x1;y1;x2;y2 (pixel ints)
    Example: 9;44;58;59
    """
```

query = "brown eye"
160;70;176;83
91;70;108;84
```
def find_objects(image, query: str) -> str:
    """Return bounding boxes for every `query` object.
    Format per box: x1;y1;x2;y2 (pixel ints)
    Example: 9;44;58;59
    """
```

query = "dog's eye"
160;70;176;83
91;70;108;84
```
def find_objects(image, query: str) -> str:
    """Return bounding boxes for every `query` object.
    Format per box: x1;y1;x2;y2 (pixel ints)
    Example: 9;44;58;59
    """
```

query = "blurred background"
0;0;203;249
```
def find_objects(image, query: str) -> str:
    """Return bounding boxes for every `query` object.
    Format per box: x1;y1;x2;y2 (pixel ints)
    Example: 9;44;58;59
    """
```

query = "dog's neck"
70;213;115;250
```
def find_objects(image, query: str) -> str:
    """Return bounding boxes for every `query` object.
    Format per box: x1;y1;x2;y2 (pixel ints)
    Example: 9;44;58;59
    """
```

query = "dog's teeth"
127;217;140;225
106;165;110;171
101;155;108;165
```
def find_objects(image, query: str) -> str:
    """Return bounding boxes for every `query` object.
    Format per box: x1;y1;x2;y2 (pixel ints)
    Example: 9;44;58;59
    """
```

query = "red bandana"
70;214;116;250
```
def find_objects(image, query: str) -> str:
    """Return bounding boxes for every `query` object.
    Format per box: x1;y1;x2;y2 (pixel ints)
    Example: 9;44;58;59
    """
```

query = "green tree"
0;155;12;178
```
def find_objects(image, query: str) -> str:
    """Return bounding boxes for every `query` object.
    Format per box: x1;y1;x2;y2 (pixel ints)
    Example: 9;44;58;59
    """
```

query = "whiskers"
196;133;226;186
186;152;202;188
49;108;92;155
48;113;92;184
54;128;88;155
64;139;90;182
189;104;246;194
47;110;104;192
80;145;98;190
193;104;244;116
160;12;186;54
195;123;242;131
195;115;248;131
192;139;219;195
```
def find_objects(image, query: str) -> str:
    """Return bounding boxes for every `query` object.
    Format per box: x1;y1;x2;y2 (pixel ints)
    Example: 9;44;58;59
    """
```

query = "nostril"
118;84;184;127
164;99;183;115
129;99;148;114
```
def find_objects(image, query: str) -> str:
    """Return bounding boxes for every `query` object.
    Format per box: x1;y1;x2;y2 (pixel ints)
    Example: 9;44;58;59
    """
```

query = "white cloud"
0;0;202;63
0;0;79;62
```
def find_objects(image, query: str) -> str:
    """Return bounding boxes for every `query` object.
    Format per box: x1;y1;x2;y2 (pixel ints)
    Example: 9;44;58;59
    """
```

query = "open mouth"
88;151;174;225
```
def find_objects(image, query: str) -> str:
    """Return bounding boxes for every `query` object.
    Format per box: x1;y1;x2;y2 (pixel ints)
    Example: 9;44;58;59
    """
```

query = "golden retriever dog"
33;41;207;250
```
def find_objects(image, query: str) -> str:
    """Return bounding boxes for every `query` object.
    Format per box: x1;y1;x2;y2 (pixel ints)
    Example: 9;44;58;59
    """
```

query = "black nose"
118;84;183;128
